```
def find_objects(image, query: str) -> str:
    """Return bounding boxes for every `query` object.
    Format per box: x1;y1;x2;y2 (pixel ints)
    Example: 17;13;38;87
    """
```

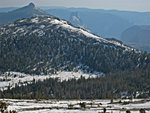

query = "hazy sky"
0;0;150;12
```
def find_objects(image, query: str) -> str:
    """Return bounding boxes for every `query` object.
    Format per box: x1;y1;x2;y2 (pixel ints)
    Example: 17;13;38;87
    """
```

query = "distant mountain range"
45;7;150;39
1;4;150;39
45;8;132;39
0;3;49;25
121;25;150;52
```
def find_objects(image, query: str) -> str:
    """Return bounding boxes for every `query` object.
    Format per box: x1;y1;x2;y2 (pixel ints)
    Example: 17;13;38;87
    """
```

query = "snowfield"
0;71;102;90
0;99;150;113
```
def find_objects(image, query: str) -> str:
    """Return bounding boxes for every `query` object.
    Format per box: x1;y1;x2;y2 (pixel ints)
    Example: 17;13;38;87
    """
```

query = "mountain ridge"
0;16;149;76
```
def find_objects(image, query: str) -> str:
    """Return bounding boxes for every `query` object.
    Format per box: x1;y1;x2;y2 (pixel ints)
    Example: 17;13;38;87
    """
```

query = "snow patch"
50;71;99;81
31;17;39;23
40;25;45;29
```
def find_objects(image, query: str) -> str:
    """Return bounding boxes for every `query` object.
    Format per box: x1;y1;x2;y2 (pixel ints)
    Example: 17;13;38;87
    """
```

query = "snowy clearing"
0;99;150;113
0;71;101;90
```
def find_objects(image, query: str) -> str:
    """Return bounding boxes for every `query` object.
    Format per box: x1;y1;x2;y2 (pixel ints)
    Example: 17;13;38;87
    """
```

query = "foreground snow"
0;71;101;90
0;99;150;113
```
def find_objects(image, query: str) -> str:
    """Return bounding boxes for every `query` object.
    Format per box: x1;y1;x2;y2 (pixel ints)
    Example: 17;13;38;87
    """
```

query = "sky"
0;0;150;12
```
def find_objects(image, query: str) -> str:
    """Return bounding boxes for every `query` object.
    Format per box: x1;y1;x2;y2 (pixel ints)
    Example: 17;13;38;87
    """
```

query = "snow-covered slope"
0;16;135;51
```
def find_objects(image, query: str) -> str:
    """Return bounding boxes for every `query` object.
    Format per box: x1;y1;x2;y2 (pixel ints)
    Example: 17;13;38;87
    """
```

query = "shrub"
0;102;7;113
79;102;86;108
68;104;74;109
126;110;131;113
140;109;146;113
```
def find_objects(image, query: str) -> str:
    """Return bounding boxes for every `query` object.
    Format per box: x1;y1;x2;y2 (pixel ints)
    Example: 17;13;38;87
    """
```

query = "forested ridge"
0;16;150;99
0;17;150;75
